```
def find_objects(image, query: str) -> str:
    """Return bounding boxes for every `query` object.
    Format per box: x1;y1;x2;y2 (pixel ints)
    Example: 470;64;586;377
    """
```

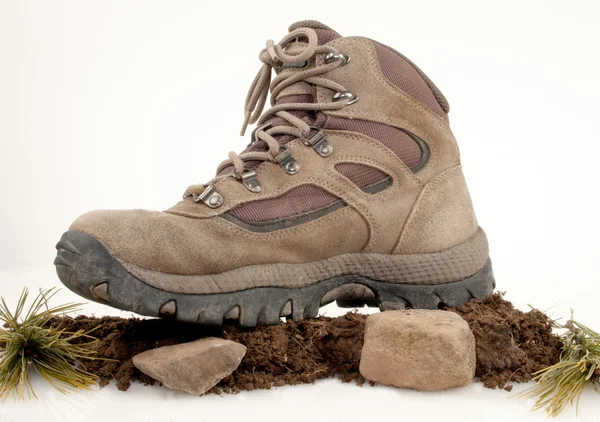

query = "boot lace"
185;27;356;207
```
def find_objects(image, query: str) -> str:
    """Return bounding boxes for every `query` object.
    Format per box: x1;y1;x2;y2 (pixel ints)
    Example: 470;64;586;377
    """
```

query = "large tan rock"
359;309;475;391
133;337;246;395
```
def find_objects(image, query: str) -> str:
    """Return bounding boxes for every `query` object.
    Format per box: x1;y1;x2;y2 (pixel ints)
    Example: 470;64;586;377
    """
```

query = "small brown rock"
132;337;246;395
359;309;476;391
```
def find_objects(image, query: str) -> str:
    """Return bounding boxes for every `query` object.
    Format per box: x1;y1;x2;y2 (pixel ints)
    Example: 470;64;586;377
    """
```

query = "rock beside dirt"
132;337;247;395
359;309;476;391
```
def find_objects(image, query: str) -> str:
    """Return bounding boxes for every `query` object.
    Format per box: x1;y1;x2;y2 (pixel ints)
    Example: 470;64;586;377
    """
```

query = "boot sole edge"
55;230;495;326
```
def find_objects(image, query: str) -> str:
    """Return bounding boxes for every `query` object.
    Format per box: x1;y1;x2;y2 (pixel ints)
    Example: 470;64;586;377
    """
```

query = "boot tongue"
220;22;341;176
265;22;341;136
274;21;340;100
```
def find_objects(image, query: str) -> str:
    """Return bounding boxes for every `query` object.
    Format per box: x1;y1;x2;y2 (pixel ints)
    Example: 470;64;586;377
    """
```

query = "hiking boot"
55;20;494;326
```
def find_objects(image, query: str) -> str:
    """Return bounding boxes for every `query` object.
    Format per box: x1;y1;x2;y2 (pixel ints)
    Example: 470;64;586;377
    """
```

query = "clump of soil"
48;293;561;393
447;293;563;390
48;312;366;392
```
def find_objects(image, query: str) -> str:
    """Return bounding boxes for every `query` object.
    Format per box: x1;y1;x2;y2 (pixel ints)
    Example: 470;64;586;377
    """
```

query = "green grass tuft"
0;287;100;401
518;314;600;417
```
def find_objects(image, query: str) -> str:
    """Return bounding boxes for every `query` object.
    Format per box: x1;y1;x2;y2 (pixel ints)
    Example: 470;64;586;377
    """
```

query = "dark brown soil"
48;293;562;393
447;293;563;389
49;312;366;392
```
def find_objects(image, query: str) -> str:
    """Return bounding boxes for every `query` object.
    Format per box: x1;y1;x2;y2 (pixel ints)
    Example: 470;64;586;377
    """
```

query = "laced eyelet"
232;169;262;193
333;91;358;105
248;122;273;147
193;185;223;208
325;53;350;66
300;126;333;157
268;145;301;175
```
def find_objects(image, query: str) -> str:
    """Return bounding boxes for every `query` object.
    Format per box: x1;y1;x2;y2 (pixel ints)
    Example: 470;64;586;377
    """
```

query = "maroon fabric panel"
229;185;339;223
325;116;422;169
372;41;446;118
314;28;342;44
335;163;389;188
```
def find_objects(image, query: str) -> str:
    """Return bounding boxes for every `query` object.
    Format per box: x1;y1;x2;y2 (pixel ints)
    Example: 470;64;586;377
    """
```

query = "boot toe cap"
68;209;208;274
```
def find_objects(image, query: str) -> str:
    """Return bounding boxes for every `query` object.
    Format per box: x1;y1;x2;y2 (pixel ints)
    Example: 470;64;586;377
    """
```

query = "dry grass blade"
0;287;101;401
518;314;600;417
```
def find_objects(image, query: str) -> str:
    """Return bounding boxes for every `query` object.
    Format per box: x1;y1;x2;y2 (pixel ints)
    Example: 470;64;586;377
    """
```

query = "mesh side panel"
375;41;450;113
335;163;389;189
229;185;340;223
372;41;446;118
325;116;422;168
314;28;342;44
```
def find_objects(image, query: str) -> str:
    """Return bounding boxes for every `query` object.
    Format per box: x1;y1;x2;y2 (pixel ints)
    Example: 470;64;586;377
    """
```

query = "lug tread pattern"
55;231;495;327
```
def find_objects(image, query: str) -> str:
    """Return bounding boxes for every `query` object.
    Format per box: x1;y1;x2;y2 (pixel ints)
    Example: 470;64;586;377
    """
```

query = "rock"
359;309;475;391
132;337;246;395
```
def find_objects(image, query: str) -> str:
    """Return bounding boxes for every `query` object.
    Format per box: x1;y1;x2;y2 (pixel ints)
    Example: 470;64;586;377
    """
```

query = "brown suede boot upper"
71;20;480;281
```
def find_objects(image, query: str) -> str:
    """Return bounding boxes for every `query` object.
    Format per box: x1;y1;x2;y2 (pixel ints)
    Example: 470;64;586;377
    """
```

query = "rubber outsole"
55;230;495;327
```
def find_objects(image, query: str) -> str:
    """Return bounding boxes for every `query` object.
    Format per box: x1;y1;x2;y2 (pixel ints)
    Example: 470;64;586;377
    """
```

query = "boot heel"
337;259;495;310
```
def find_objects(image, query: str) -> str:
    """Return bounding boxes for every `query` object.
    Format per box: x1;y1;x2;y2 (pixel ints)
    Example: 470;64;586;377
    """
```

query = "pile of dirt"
48;293;562;393
49;312;366;392
447;294;563;390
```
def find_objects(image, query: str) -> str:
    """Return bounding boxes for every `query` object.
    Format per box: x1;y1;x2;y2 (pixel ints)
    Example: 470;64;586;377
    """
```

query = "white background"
1;0;599;421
